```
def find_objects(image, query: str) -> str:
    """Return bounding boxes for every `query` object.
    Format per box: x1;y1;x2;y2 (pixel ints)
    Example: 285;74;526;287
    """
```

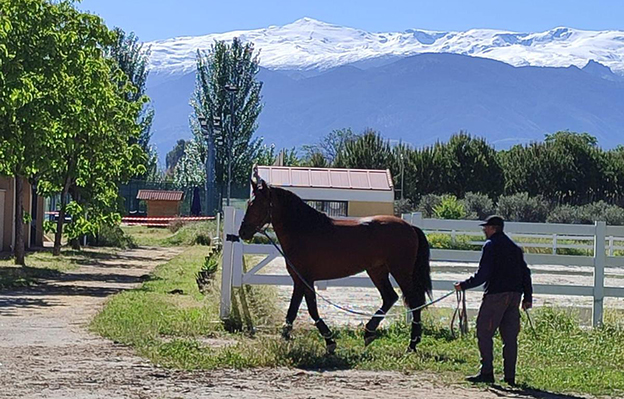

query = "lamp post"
198;115;218;215
224;84;238;206
400;152;405;200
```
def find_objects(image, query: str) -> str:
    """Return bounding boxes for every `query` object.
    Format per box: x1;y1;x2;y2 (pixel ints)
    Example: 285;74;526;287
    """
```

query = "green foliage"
443;132;504;198
92;224;137;249
166;139;189;175
192;38;264;189
416;194;443;218
462;192;495;220
433;195;466;219
163;221;215;246
496;192;550;222
334;129;393;170
173;140;206;188
302;128;358;166
500;131;609;205
393;198;415;216
107;27;156;180
426;233;477;250
548;202;624;225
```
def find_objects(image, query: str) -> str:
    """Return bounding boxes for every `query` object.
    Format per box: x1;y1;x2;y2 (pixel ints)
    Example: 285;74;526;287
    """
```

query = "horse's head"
239;169;272;241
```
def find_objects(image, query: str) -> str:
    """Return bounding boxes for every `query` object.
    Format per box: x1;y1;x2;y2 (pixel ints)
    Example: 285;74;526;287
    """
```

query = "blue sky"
77;0;624;42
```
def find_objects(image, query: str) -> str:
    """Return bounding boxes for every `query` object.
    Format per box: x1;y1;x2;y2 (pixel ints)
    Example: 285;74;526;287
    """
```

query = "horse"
238;174;432;353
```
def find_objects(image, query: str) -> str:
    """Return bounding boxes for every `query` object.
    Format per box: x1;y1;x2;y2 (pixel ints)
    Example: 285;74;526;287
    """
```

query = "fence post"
231;210;244;288
552;234;557;255
593;221;606;327
220;206;236;319
411;212;423;227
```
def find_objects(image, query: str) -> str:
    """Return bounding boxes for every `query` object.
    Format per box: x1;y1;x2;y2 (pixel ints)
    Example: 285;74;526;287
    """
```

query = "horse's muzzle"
238;223;256;241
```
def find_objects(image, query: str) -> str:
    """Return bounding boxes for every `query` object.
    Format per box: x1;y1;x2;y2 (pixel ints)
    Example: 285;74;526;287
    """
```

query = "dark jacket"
460;232;532;302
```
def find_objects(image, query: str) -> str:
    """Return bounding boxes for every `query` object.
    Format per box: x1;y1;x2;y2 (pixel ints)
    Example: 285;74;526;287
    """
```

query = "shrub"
93;224;137;249
196;249;221;294
168;217;187;233
164;221;215;246
496;192;550;222
547;204;584;224
417;194;443;218
433;195;466;220
426;233;477;250
583;201;624;225
394;198;415;216
548;202;624;225
462;192;495;220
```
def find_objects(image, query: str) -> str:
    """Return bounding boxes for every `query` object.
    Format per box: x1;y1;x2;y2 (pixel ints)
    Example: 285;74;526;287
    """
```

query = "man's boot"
466;372;495;383
503;377;515;386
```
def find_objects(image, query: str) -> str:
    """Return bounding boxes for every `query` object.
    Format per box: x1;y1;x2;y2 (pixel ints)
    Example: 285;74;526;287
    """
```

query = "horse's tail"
412;225;432;299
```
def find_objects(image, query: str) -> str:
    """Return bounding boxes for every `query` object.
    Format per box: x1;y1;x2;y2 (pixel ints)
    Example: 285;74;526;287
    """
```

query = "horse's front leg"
283;283;305;340
304;287;336;354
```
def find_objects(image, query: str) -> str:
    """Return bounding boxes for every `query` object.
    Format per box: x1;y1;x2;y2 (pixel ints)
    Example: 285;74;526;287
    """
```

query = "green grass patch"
122;221;218;247
92;246;624;397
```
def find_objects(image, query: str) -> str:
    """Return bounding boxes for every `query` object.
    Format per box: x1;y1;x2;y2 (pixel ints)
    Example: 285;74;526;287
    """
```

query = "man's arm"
458;241;494;290
521;252;533;309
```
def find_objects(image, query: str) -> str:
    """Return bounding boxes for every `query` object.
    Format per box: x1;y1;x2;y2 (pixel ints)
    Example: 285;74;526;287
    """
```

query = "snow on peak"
146;19;624;76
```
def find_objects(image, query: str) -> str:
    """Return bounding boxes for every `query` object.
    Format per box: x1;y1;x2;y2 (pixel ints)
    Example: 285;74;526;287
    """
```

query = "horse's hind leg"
282;283;305;339
390;267;426;351
364;269;399;346
303;287;337;354
405;291;426;351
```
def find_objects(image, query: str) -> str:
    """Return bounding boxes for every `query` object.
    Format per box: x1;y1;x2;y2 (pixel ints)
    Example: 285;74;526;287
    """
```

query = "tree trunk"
14;176;25;266
53;178;71;256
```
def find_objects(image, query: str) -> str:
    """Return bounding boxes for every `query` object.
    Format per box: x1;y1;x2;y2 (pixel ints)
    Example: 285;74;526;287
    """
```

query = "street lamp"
224;84;238;206
198;115;218;216
400;152;405;201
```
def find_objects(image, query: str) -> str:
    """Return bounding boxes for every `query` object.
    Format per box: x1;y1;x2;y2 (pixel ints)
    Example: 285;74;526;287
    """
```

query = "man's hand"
522;300;533;310
454;282;463;291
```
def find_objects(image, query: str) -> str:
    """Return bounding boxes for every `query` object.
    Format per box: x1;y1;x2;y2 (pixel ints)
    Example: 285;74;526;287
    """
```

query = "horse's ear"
250;164;259;192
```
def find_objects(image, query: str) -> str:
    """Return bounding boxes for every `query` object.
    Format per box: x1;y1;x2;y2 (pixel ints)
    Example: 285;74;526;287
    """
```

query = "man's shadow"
489;383;588;399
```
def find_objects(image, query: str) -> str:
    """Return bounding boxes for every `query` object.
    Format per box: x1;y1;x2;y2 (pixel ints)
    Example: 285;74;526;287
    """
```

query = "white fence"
220;207;624;327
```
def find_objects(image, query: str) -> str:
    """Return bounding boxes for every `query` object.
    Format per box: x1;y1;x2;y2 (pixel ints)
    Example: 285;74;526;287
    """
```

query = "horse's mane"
271;186;333;233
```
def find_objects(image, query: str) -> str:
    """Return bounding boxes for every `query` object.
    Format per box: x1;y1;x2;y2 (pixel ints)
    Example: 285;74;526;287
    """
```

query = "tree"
30;3;145;255
173;140;206;188
192;38;264;205
334;129;394;171
0;0;90;264
302;128;358;166
107;28;157;180
166;139;189;176
442;132;504;198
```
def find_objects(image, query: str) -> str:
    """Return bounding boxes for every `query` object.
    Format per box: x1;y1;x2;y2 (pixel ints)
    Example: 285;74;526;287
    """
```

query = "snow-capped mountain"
147;17;624;76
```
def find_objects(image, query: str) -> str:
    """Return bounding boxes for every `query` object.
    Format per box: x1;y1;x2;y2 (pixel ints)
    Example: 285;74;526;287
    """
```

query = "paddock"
220;207;624;327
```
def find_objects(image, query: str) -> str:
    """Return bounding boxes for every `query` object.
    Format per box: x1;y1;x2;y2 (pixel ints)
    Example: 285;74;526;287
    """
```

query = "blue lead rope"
260;230;455;319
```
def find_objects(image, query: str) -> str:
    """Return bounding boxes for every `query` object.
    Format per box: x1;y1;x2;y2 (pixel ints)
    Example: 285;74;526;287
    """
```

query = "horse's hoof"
326;342;337;355
364;330;377;347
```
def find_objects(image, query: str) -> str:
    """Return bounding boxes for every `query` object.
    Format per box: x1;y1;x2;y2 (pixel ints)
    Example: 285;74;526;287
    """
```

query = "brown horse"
238;176;432;353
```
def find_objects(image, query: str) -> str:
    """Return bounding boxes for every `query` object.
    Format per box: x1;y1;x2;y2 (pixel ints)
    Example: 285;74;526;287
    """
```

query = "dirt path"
0;247;591;399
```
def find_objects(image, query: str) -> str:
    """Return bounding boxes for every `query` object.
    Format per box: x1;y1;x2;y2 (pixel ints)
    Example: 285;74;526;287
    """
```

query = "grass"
0;247;117;289
92;245;624;397
121;221;218;247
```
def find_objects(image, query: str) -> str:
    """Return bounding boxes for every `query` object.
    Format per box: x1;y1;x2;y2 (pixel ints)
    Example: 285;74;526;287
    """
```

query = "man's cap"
480;215;504;228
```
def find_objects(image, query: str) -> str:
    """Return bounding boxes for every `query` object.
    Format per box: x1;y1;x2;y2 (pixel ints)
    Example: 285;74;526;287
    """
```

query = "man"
454;215;533;386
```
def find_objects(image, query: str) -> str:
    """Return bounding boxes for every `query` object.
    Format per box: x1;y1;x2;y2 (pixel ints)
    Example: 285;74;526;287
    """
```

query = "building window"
306;200;348;217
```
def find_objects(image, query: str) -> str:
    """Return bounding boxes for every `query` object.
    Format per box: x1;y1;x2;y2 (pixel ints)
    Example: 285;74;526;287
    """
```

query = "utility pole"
198;115;218;216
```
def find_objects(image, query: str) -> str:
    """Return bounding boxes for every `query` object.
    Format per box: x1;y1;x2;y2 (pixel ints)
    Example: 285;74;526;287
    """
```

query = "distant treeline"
286;129;624;208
